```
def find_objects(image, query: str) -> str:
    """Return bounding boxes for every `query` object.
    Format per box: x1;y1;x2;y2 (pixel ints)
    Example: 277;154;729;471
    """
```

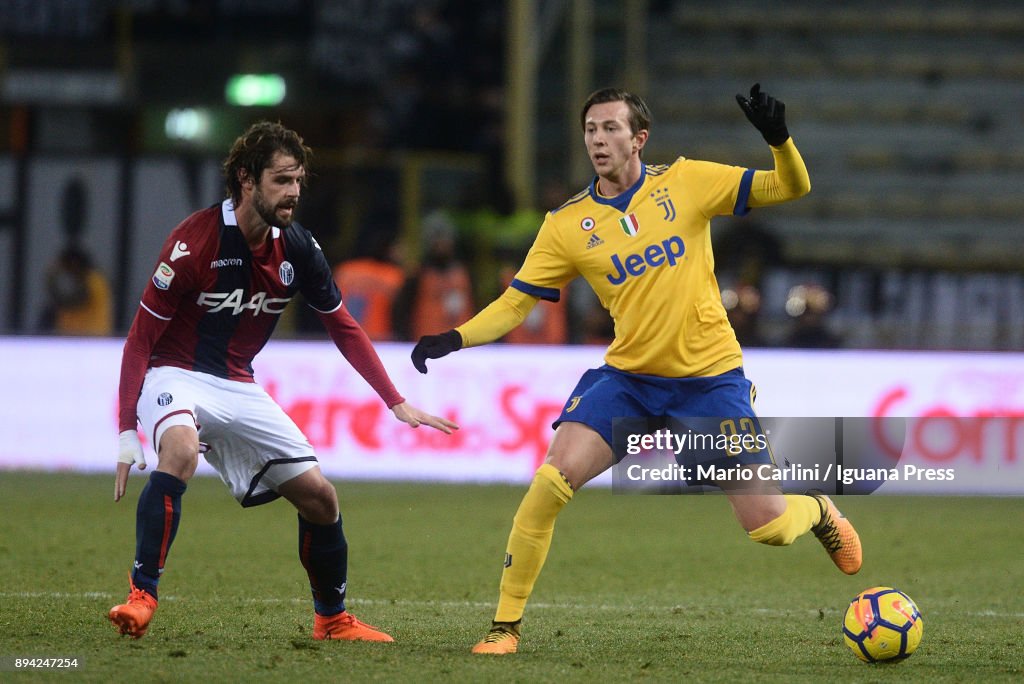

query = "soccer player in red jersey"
109;121;457;642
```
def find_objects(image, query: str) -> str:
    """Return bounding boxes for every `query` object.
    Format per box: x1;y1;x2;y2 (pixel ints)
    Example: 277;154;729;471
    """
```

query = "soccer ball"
842;586;923;663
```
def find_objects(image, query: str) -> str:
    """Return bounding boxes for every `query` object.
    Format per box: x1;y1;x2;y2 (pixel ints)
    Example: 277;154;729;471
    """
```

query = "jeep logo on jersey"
279;261;294;285
605;236;686;286
196;290;292;315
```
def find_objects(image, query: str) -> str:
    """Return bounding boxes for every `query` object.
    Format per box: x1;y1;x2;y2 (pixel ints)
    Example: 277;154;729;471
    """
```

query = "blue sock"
298;514;348;616
131;471;186;600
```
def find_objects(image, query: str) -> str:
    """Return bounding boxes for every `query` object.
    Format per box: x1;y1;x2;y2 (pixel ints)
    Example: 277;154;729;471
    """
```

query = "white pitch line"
2;592;1023;618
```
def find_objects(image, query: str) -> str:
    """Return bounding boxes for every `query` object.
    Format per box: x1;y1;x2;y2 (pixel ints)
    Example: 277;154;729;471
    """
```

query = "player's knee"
279;468;339;523
318;480;339;518
544;452;598;492
157;426;200;481
544;422;613;490
303;478;339;524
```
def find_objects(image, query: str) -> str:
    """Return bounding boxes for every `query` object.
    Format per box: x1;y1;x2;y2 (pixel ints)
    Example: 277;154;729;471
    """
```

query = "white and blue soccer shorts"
136;366;318;507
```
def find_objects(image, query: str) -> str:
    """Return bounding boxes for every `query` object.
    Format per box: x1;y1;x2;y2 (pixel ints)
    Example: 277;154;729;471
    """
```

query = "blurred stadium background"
2;0;1023;486
1;0;1022;349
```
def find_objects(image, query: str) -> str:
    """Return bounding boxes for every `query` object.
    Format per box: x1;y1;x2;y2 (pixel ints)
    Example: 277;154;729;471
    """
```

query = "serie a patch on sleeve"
152;262;175;290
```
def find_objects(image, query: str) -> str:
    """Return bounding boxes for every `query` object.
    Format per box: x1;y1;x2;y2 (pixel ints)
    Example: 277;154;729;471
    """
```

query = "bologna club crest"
279;261;295;286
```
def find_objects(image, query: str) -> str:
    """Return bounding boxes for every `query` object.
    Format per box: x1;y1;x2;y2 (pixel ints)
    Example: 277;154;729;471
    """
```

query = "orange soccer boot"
471;620;521;655
809;492;863;575
313;611;394;642
108;577;158;638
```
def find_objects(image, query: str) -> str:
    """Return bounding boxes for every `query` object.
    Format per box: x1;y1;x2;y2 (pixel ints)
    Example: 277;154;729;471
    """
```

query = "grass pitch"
0;471;1021;682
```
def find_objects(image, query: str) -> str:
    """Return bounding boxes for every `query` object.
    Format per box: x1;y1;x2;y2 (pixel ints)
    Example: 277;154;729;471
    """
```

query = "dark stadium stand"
640;1;1024;268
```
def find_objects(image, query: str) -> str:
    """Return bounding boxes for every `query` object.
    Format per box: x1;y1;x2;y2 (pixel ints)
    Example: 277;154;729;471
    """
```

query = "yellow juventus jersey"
510;158;754;378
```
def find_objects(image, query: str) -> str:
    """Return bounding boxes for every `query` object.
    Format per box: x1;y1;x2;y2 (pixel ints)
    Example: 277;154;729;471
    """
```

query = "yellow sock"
494;464;573;623
748;494;822;546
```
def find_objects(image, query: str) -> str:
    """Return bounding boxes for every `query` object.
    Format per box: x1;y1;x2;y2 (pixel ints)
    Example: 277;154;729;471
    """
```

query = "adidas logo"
586;233;604;250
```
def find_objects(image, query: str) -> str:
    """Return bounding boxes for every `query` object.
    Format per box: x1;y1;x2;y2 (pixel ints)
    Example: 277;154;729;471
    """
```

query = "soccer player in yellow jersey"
412;84;862;654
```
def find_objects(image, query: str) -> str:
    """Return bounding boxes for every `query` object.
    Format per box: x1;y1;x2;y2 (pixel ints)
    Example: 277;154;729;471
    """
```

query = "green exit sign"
225;74;286;106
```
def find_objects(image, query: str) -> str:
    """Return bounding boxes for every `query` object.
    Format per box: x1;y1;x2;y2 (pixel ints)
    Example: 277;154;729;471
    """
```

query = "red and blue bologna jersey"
139;199;341;381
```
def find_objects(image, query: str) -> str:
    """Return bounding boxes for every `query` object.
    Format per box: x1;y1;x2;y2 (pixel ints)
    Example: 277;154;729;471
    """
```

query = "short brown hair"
579;88;652;135
222;121;313;205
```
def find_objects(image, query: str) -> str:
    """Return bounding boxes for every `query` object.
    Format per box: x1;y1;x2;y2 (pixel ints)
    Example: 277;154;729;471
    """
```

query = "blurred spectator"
332;231;406;341
39;177;113;336
396;210;475;340
40;245;113;335
722;284;767;347
783;284;843;349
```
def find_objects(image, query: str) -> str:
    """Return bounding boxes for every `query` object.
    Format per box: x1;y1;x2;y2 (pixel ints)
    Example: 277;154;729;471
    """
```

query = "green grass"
0;472;1021;683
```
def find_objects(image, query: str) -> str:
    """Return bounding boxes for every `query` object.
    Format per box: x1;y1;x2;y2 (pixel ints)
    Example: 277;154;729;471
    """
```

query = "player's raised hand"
411;330;463;374
735;83;790;146
115;429;147;502
390;401;460;434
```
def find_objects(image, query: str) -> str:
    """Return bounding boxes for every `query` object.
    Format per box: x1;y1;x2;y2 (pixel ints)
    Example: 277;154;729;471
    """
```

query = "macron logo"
210;258;244;269
170;241;191;262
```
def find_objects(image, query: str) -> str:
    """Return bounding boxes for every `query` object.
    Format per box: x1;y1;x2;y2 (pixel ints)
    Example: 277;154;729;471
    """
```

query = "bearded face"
250;152;303;228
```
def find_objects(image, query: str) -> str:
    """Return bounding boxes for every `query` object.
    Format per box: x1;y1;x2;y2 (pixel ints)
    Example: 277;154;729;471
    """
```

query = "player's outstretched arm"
411;287;539;373
390;401;459;434
736;83;811;206
735;83;789;146
319;305;458;433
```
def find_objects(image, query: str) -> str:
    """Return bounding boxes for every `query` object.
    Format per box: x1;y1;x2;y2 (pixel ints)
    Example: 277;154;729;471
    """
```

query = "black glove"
411;329;463;374
735;83;789;146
